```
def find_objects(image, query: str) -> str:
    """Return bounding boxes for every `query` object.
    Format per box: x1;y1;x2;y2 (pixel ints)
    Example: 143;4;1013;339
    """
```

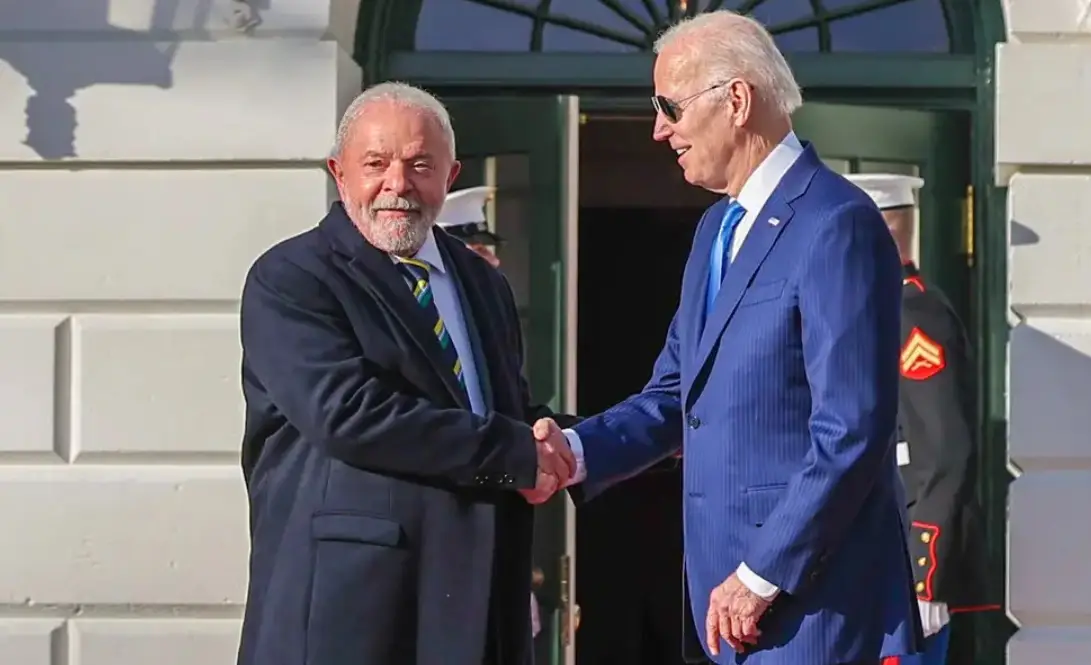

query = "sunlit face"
651;43;753;193
467;243;500;268
327;100;461;256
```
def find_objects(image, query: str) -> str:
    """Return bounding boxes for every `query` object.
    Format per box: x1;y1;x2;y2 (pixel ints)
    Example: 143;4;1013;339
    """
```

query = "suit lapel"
320;205;471;408
692;146;821;373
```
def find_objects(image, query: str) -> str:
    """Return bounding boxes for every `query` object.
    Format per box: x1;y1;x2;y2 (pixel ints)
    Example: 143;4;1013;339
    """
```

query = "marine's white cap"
846;173;925;210
436;186;502;244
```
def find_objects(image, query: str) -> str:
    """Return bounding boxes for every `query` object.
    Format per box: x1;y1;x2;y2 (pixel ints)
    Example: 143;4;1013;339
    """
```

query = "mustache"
370;196;422;214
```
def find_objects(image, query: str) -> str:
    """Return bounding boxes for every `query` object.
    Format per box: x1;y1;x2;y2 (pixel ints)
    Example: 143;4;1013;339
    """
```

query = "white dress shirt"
394;229;487;417
564;132;805;600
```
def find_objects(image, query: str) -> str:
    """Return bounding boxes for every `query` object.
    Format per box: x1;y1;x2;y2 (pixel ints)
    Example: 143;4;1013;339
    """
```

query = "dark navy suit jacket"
573;147;923;664
236;203;569;665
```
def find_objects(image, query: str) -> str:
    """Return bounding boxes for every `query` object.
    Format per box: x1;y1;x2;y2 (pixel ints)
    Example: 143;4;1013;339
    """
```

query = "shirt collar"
735;131;804;214
412;227;446;274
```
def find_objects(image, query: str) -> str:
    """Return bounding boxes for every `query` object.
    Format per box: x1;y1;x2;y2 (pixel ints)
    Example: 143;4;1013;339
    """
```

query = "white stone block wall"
999;0;1091;659
0;0;360;662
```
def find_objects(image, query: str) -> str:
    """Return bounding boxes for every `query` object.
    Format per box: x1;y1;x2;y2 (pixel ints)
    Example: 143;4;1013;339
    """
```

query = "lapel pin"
768;217;781;226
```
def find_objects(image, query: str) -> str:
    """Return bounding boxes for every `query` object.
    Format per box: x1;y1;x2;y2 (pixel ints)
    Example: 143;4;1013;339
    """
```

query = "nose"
652;113;672;142
382;160;410;194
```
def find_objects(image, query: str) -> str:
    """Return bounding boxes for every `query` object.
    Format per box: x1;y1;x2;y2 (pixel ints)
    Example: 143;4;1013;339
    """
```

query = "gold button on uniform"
915;582;925;593
918;557;927;566
920;532;931;543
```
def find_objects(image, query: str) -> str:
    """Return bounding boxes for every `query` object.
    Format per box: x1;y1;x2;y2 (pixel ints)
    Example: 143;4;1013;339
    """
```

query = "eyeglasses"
651;82;727;123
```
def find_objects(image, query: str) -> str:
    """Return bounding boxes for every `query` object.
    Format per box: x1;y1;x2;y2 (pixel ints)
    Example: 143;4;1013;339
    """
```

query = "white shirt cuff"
736;562;780;601
562;429;587;484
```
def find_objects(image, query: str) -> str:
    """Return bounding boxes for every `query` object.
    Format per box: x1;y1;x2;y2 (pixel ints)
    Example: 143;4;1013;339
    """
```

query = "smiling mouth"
675;147;690;157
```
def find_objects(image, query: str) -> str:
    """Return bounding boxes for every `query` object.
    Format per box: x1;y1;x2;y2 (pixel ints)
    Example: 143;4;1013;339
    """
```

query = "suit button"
917;557;927;567
687;414;701;429
915;582;925;593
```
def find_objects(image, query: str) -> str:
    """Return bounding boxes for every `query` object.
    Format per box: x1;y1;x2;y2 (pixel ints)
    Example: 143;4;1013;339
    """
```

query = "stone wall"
0;0;359;661
999;0;1091;660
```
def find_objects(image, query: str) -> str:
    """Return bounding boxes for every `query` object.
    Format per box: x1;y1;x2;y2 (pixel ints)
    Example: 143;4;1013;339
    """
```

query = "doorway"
573;115;701;665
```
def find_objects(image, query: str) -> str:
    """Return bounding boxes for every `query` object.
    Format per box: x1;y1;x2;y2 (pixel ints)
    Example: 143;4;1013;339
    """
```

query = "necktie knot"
720;201;746;238
397;257;431;280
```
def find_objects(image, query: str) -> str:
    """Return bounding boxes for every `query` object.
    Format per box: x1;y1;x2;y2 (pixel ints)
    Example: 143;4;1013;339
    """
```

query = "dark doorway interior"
574;207;700;665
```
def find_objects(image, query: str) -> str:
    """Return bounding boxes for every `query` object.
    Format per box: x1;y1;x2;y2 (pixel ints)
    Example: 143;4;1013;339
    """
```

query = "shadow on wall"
1011;221;1040;247
0;0;261;159
1009;323;1091;472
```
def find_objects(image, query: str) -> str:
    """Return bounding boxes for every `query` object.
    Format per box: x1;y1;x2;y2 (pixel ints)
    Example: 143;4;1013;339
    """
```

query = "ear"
326;157;343;185
727;79;753;127
446;160;462;190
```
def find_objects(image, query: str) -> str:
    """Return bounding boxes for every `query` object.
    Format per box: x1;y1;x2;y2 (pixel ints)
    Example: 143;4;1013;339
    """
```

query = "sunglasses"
651;82;727;123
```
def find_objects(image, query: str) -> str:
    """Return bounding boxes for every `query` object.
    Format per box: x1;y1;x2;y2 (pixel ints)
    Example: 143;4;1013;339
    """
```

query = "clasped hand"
518;418;575;505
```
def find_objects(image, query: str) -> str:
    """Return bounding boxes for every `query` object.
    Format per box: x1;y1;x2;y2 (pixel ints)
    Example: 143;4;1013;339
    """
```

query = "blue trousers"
895;625;951;665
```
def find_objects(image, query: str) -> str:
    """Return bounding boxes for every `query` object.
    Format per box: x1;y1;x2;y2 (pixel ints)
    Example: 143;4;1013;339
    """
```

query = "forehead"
653;42;701;94
349;101;448;156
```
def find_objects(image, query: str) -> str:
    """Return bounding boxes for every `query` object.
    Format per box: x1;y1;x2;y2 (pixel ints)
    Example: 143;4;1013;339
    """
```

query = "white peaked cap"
845;173;925;210
436;186;495;228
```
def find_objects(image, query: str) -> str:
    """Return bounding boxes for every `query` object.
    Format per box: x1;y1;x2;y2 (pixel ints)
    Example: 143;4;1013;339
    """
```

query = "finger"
719;609;735;653
739;616;761;643
532;418;557;441
705;602;720;656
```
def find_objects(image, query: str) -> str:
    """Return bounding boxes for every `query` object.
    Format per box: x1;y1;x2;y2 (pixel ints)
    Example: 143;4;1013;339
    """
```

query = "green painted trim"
385;52;976;90
968;1;1013;664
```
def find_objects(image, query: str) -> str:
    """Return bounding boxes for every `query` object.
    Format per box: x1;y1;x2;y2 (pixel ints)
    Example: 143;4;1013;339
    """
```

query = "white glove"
530;592;542;638
917;599;950;638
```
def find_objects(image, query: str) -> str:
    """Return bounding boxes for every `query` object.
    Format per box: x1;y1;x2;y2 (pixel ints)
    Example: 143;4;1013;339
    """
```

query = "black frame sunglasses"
651;82;728;123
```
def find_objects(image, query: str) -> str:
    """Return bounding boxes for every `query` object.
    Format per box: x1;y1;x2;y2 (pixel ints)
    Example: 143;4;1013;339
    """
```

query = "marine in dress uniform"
437;186;504;268
847;174;1000;665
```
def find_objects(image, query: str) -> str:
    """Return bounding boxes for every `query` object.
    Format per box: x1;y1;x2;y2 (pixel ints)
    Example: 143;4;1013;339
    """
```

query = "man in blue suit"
531;10;923;665
237;82;578;665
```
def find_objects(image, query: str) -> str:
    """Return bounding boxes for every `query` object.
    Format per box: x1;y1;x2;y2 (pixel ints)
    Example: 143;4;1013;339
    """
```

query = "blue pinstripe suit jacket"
574;145;923;664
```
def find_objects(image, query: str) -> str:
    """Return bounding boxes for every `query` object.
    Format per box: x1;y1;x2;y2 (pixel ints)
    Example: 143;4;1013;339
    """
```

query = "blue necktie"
706;200;747;316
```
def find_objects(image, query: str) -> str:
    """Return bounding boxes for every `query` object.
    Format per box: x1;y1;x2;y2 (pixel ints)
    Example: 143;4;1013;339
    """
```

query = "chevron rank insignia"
900;327;945;380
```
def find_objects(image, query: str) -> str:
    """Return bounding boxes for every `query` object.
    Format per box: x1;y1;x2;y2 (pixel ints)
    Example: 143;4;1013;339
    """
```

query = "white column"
0;0;360;662
998;0;1091;660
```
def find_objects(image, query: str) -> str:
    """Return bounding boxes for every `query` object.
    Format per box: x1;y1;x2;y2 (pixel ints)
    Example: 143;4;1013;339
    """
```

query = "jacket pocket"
738;280;786;308
311;512;404;548
744;483;788;526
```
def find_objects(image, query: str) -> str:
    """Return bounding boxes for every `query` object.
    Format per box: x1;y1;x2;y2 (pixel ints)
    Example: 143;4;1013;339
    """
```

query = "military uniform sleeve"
899;294;976;603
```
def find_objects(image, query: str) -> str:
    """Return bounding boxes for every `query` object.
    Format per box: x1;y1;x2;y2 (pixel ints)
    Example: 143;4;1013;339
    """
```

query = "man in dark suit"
532;10;922;665
236;81;577;665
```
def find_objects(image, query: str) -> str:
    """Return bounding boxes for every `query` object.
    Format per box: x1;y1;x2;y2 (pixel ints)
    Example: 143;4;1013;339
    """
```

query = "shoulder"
903;287;964;339
244;226;331;306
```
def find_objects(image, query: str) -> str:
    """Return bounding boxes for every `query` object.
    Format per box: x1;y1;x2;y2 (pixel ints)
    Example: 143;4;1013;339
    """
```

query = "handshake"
519;418;578;505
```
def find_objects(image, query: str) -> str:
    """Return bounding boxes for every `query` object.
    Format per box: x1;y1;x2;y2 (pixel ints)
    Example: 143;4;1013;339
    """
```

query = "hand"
706;573;771;656
917;599;949;638
519;418;576;504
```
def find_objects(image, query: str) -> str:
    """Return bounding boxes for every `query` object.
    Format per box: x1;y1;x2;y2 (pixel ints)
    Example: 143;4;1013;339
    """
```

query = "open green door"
793;104;972;320
443;96;580;665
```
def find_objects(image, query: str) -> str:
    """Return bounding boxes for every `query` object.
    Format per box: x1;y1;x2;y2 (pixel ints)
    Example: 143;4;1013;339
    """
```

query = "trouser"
881;624;951;665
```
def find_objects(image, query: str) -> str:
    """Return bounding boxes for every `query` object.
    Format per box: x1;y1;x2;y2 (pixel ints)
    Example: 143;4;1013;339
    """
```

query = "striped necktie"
706;200;747;316
395;258;468;394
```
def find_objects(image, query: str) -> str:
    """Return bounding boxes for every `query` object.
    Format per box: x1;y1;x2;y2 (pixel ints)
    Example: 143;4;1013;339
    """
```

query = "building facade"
0;0;1085;663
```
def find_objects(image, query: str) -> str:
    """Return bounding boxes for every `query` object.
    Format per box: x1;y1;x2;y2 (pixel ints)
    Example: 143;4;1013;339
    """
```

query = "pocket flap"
739;280;786;307
745;484;788;526
311;512;404;547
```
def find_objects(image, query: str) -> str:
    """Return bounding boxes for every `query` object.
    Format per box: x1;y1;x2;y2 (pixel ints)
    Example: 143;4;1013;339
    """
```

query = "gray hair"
654;11;802;117
331;82;457;158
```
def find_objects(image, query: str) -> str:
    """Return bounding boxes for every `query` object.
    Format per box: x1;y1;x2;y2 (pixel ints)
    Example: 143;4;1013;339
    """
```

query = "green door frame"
352;1;1013;663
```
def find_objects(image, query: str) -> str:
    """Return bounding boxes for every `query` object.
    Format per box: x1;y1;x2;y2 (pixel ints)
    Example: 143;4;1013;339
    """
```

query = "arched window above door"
414;0;952;54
